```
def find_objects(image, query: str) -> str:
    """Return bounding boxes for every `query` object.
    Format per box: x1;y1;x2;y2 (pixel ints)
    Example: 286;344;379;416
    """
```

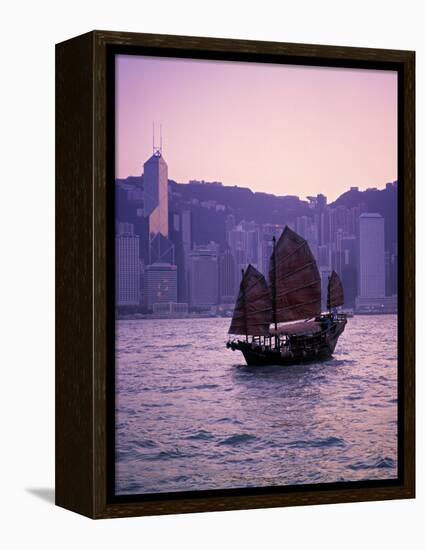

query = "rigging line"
243;274;270;292
276;280;321;297
273;239;308;265
275;261;320;282
275;298;322;311
243;284;270;297
232;306;272;318
231;315;271;325
243;274;266;286
245;303;273;310
243;299;272;309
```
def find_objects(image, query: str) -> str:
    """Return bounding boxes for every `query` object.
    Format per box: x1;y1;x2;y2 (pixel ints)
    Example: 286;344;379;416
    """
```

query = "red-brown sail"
269;226;321;323
228;264;272;335
327;270;344;309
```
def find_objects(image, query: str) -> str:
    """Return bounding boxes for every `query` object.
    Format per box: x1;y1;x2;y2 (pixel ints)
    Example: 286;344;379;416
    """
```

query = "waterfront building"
258;224;283;277
319;266;332;312
142;147;175;264
189;243;219;308
144;263;178;308
219;249;237;303
227;225;247;255
258;236;274;278
261;223;284;238
246;229;260;265
295;215;310;239
339;235;358;307
181;210;192;268
169;209;192;303
357;213;385;304
227;225;248;278
355;295;397;314
152;302;189;316
317;244;331;269
116;223;140;306
385;248;398;297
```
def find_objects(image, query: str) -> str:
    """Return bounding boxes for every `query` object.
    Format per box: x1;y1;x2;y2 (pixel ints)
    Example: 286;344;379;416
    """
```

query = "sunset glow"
116;55;397;201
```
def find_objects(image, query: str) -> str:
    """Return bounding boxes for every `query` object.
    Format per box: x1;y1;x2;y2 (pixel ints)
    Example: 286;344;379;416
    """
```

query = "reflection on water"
115;315;398;495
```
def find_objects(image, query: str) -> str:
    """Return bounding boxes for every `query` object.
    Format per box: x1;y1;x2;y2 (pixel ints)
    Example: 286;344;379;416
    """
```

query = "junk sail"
269;226;321;323
228;265;272;336
227;226;347;366
327;270;344;310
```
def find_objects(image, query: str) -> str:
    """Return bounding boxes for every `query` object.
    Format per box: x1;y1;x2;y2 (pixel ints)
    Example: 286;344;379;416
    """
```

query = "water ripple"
219;434;258;446
115;315;398;495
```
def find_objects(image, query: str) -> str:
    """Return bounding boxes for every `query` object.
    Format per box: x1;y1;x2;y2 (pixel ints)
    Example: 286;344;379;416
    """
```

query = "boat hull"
227;317;346;367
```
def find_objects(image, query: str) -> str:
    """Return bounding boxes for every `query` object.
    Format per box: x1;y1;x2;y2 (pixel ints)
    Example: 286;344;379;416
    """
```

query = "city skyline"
115;146;398;315
116;55;397;201
103;40;405;503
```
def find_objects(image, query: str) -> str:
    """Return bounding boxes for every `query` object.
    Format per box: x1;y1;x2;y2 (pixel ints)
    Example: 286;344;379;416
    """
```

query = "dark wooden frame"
56;30;415;519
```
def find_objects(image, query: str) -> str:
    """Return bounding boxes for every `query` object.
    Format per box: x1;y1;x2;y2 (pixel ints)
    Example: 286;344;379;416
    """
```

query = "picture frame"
55;30;415;519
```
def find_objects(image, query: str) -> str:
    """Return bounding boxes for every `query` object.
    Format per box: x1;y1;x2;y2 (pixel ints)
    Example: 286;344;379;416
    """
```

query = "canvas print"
114;54;398;496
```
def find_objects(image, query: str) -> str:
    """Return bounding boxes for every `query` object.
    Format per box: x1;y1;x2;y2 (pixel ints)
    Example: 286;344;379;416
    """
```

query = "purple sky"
116;55;397;201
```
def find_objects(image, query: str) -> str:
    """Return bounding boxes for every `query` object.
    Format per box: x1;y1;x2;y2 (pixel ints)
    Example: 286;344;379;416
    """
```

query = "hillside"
116;176;398;250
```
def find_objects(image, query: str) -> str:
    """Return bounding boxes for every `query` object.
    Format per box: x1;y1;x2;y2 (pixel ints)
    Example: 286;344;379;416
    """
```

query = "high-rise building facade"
143;149;174;264
246;228;260;266
358;213;385;298
319;266;332;312
143;150;168;237
116;223;140;306
180;209;192;300
144;263;178;308
169;209;192;303
189;243;219;308
219;249;237;303
258;224;284;277
227;225;248;283
340;236;357;307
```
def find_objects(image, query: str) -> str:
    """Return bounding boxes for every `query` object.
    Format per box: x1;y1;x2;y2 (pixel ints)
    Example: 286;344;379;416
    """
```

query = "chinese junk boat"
226;226;347;366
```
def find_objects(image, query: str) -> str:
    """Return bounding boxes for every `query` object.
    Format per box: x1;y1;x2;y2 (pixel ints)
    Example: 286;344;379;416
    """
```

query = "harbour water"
115;315;398;495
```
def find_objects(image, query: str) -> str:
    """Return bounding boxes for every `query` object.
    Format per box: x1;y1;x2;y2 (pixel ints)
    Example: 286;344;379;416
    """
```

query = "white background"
0;0;423;548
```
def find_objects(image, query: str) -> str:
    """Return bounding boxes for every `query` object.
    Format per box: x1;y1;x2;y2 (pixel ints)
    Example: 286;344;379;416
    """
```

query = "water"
115;315;398;495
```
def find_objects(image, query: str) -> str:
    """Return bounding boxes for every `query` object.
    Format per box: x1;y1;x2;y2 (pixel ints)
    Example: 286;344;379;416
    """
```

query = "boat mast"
272;236;278;347
241;268;248;341
327;274;331;313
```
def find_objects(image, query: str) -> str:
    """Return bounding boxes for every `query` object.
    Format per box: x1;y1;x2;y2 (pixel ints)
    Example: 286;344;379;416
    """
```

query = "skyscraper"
246;228;260;266
227;225;247;257
180;209;192;300
144;263;178;308
143;147;174;264
319;266;332;312
227;225;248;281
143;149;168;237
219;249;237;303
340;236;357;307
258;224;283;277
169;209;192;303
189;243;219;308
358;213;385;298
296;215;310;239
181;210;192;266
258;236;274;278
116;223;140;306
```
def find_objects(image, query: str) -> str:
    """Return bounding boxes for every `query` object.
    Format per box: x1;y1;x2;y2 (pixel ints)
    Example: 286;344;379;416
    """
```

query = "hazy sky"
116;55;397;201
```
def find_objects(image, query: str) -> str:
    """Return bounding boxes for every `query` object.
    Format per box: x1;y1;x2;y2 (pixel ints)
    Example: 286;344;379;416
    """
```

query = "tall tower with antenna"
152;122;163;157
143;124;174;264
